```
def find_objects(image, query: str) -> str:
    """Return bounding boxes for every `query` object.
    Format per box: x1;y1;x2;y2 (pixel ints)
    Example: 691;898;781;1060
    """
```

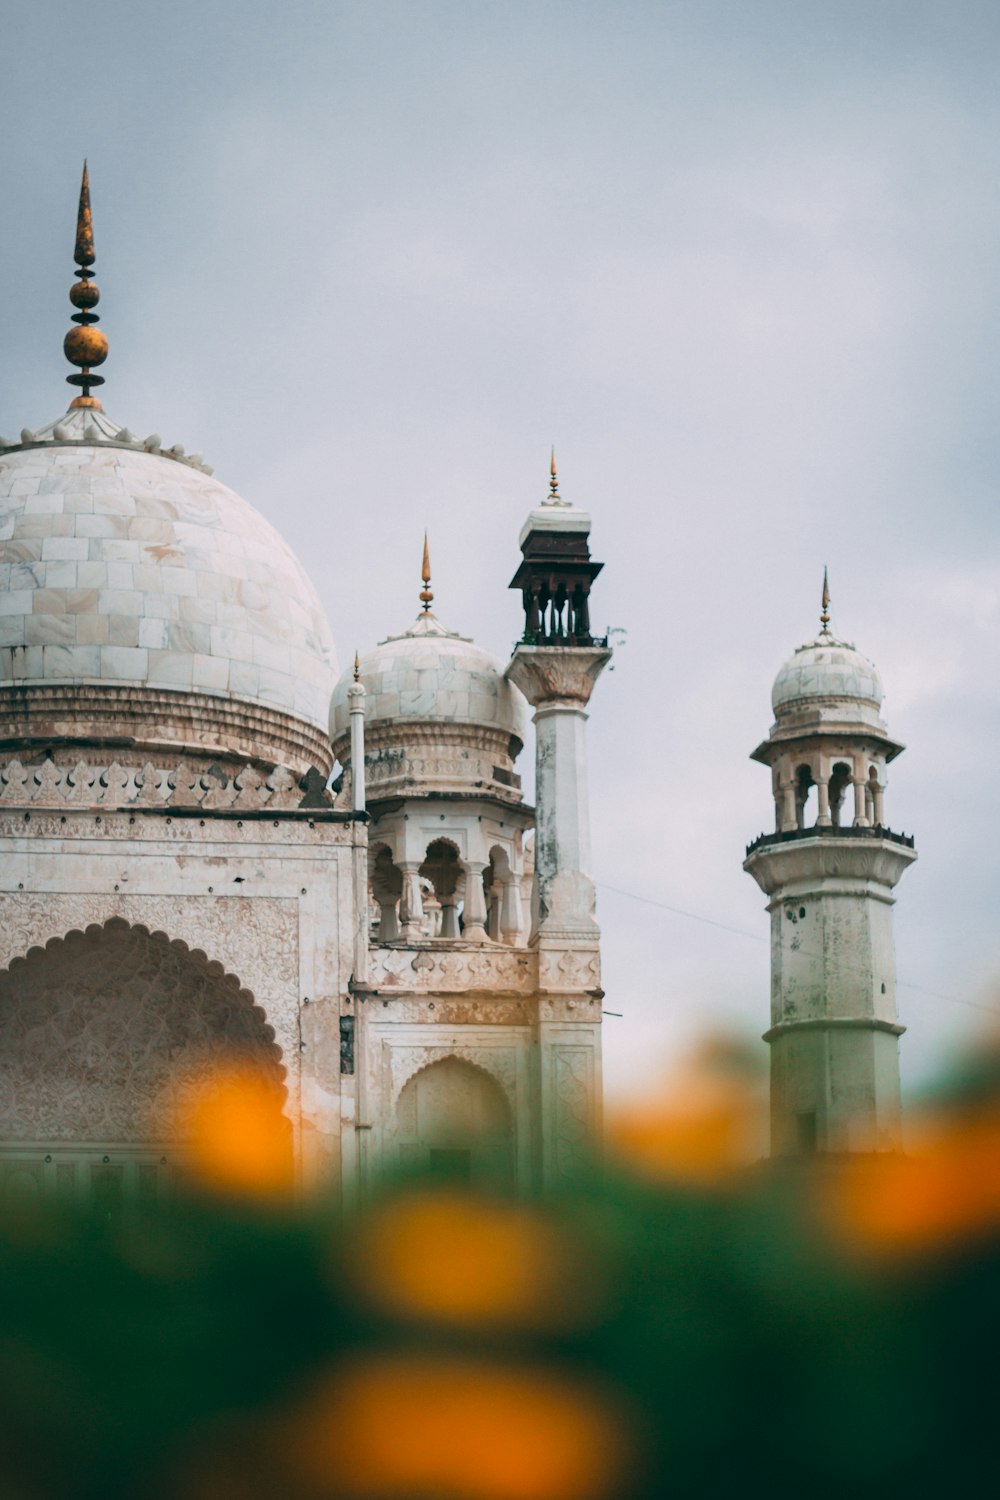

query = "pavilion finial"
548;446;560;501
353;650;361;682
419;531;433;613
64;161;108;411
819;566;832;636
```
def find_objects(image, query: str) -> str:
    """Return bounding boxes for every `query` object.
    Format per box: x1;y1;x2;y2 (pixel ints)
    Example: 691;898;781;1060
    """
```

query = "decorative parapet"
0;756;341;814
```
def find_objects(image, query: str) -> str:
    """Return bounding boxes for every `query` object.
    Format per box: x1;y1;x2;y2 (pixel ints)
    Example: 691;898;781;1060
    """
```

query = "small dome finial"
65;161;108;411
549;445;560;501
819;565;832;636
353;650;361;682
419;530;434;613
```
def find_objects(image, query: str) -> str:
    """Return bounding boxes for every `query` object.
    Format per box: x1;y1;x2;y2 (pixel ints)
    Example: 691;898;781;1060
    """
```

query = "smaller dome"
331;613;527;746
772;635;883;715
329;611;528;804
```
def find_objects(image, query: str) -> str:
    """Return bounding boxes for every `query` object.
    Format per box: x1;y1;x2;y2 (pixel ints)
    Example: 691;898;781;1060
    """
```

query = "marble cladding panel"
0;445;337;731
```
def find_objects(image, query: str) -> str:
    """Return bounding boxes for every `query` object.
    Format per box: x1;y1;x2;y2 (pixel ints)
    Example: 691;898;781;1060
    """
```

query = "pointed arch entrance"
392;1055;514;1187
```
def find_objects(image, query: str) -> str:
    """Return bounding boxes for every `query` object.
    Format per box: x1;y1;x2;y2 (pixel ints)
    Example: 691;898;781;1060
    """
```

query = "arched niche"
0;919;285;1200
392;1055;513;1187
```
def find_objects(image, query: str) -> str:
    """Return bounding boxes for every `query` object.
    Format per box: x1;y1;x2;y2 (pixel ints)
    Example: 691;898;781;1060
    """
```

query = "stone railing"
745;825;916;858
0;757;343;814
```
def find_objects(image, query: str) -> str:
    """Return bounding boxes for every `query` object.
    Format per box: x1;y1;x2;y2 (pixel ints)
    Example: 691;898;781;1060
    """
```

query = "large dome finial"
819;565;832;637
64;161;108;411
420;530;434;613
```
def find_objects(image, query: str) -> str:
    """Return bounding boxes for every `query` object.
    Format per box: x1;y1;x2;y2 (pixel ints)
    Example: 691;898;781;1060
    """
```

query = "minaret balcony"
745;824;915;859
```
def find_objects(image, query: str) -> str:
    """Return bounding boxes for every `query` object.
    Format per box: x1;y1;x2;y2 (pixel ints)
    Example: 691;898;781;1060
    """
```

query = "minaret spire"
819;566;831;636
64;161;108;411
419;531;433;613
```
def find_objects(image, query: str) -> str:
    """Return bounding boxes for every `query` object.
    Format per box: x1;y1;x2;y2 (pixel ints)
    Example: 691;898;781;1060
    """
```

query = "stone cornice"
764;1016;906;1042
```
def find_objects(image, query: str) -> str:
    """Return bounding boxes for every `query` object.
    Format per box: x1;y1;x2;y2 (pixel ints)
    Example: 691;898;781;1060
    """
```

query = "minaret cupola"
509;452;604;645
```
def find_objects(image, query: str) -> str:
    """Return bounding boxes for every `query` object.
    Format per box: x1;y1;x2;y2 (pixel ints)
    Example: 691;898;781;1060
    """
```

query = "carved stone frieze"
371;943;535;994
537;945;601;993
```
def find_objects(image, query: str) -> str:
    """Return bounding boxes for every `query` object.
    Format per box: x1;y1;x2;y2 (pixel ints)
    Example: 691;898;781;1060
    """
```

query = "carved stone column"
398;862;424;940
505;645;610;939
461;860;489;943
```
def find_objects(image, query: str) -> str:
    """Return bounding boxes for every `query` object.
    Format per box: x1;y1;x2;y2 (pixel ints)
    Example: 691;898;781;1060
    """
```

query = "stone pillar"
505;645;610;938
873;781;885;827
348;677;366;812
500;878;524;944
377;899;400;943
439;896;460;939
852;776;870;827
779;778;796;832
461;860;489;943
815;776;831;827
398;862;424;940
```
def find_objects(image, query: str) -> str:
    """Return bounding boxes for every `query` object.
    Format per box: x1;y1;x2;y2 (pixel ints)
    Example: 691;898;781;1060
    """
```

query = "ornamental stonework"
0;754;325;811
0;893;301;1079
371;943;535;993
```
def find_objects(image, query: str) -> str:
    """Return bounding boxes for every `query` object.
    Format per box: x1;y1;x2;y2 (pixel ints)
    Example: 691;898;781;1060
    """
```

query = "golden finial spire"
64;161;108;411
819;565;831;635
419;531;434;613
353;650;360;682
549;445;560;500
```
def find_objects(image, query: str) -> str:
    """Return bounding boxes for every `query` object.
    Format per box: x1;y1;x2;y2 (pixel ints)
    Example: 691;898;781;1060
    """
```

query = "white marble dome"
330;612;527;747
772;635;883;715
330;610;528;804
0;410;337;772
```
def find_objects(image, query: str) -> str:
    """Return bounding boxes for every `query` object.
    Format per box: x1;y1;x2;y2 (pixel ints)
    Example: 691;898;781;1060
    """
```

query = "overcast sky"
3;0;1000;1110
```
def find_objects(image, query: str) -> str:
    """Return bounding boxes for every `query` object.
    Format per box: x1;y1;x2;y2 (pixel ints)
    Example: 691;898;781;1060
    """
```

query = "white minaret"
506;454;610;1179
744;575;916;1155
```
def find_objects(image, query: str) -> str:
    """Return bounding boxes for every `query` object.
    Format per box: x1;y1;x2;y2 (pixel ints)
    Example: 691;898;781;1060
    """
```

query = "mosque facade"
0;170;917;1201
0;170;609;1201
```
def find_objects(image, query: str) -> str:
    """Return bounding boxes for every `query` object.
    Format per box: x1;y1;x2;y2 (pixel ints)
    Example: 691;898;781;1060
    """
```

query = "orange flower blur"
824;1100;1000;1258
605;1040;767;1185
350;1192;590;1332
171;1061;294;1201
284;1353;625;1500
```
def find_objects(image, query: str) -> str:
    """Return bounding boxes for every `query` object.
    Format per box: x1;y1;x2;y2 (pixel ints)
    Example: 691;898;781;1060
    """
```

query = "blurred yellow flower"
169;1061;294;1202
349;1192;591;1331
605;1038;767;1185
284;1353;625;1500
823;1102;1000;1258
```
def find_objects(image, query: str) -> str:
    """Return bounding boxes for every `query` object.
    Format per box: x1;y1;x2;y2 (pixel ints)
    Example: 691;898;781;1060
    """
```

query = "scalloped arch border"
0;915;288;1096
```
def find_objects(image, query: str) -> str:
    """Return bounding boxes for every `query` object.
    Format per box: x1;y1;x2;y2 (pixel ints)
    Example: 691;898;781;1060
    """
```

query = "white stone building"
0;172;610;1201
